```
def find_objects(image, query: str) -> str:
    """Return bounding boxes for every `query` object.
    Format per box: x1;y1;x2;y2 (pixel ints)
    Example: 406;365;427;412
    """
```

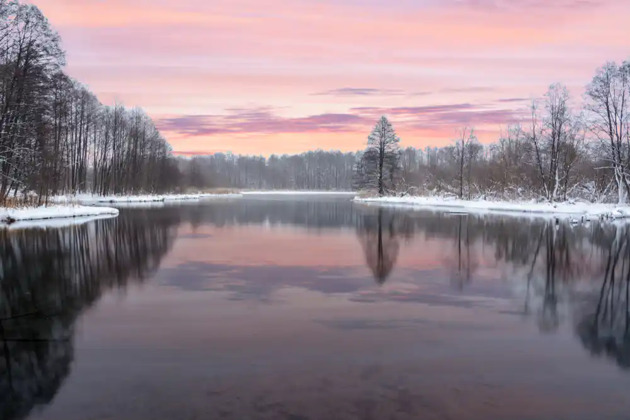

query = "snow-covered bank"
5;214;118;230
54;193;242;204
242;191;356;196
53;192;352;204
193;193;242;200
0;205;119;226
355;196;630;220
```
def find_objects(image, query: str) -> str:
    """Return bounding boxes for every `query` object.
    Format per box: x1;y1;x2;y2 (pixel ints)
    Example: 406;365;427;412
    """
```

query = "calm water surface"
2;195;630;420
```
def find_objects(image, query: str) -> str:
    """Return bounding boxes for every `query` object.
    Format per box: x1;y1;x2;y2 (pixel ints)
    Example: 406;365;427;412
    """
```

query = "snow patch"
4;214;117;230
0;205;119;226
53;193;242;204
241;191;356;196
355;196;630;221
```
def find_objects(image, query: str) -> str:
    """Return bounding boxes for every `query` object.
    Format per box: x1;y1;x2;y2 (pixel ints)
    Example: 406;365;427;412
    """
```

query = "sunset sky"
30;0;630;156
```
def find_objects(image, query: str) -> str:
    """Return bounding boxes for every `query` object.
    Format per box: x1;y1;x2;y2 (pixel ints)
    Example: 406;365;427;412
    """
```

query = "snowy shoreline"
52;191;353;204
0;192;242;227
53;193;243;204
0;205;119;227
354;196;630;220
241;191;356;196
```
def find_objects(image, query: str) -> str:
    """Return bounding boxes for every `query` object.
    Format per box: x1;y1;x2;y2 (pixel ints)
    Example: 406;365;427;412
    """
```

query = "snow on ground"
241;191;356;196
0;205;119;226
355;196;630;220
54;193;242;204
53;192;353;203
164;193;241;201
5;214;118;230
197;193;242;199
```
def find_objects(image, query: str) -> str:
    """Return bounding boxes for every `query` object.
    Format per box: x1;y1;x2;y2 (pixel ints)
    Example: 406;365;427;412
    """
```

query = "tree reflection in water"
354;205;630;371
0;209;179;420
445;215;479;291
4;199;630;420
576;224;630;369
356;208;403;285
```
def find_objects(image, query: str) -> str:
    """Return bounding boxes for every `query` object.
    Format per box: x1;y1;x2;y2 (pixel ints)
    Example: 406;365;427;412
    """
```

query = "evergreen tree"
356;116;401;196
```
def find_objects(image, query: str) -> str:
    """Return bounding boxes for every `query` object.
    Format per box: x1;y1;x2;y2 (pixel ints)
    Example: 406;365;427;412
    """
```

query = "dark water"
2;195;630;420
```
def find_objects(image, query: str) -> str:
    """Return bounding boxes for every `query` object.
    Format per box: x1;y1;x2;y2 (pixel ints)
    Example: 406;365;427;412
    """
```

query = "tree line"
355;61;630;203
177;150;357;191
0;0;179;205
2;0;627;204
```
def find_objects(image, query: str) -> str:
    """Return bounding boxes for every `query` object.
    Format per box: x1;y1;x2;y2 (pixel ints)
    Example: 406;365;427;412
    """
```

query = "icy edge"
0;205;119;227
52;193;243;204
354;196;630;221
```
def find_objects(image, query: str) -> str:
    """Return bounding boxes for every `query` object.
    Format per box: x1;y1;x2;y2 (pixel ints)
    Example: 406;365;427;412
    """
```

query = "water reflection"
576;225;630;369
0;209;179;420
447;215;478;290
356;208;402;285
354;206;630;369
3;198;630;419
115;202;630;373
178;196;358;230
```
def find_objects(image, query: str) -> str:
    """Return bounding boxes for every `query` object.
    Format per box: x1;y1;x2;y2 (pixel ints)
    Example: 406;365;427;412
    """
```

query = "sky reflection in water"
2;196;630;420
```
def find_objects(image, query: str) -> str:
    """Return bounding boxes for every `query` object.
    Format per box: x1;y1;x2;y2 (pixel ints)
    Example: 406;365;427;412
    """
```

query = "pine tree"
356;116;401;196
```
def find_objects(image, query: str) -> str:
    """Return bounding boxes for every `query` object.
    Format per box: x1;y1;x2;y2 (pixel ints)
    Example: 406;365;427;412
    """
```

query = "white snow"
5;214;117;230
53;192;353;203
0;205;119;226
241;191;356;196
197;193;243;200
53;193;242;204
354;196;630;220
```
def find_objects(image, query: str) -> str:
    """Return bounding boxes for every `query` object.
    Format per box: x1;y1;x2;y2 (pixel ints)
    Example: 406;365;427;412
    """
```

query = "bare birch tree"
585;61;630;204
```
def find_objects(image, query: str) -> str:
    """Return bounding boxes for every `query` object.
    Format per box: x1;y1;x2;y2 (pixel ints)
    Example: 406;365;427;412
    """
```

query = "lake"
2;194;630;420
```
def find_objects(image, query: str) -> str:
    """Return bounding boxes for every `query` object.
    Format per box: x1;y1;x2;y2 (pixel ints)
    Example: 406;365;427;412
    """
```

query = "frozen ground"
0;205;119;226
53;192;352;203
355;196;630;220
4;214;119;230
241;191;356;196
54;193;243;204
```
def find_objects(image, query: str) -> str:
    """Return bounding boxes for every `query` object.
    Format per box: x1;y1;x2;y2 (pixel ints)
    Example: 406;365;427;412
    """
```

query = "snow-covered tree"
528;84;582;202
453;127;481;199
585;61;630;204
0;0;180;204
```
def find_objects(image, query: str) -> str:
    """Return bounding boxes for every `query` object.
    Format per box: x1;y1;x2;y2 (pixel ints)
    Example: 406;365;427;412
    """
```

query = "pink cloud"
157;101;526;145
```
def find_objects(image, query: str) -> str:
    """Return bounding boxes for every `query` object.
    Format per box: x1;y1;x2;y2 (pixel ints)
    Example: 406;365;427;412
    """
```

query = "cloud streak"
158;102;526;139
313;88;406;97
449;0;617;11
157;108;369;136
353;104;525;128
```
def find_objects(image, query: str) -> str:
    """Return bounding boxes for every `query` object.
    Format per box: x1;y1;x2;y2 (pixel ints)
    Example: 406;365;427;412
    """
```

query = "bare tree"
0;0;180;205
585;61;630;204
527;84;580;201
453;127;479;199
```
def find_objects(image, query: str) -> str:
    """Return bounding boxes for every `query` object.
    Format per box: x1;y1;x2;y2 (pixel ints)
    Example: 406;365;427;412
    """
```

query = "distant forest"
177;151;357;191
177;60;630;203
1;0;629;204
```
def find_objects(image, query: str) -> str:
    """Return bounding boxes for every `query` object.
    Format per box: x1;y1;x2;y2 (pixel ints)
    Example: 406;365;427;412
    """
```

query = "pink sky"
30;0;630;155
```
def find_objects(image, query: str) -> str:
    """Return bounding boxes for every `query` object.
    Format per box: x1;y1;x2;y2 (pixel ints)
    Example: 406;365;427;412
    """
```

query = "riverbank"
53;192;243;204
55;191;355;204
0;191;242;226
241;191;355;195
354;196;630;220
0;205;119;226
